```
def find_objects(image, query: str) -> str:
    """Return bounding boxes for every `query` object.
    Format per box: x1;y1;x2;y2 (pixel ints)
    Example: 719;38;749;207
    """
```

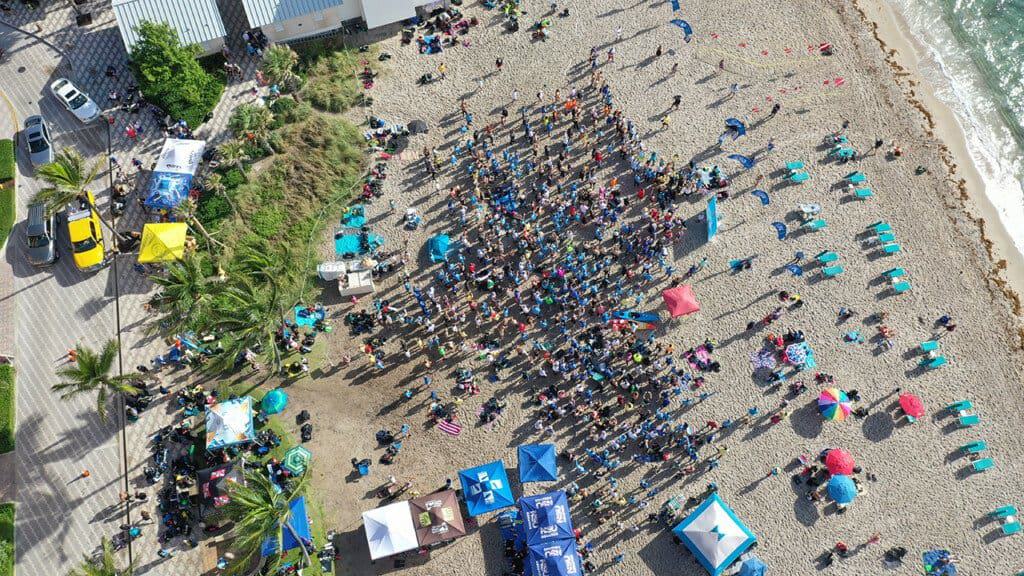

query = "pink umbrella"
824;448;855;475
898;392;925;419
662;285;700;318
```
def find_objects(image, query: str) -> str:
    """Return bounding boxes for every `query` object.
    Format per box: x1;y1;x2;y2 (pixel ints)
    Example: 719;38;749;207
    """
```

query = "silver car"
49;78;100;123
24;202;58;266
23;115;54;166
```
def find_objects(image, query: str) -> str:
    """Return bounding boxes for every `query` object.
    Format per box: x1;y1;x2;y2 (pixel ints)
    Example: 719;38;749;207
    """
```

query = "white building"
112;0;226;55
241;0;448;44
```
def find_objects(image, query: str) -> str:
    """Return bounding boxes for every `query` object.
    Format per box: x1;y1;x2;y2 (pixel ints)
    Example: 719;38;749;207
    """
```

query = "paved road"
1;1;258;573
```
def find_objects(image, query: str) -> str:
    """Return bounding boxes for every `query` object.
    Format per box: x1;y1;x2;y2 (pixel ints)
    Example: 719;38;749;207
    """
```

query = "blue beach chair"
972;458;994;472
882;243;901;255
960;441;987;454
854;188;873;199
803;218;826;232
919;340;938;353
893;281;911;294
785;161;805;172
1003;521;1021;535
922;355;948;369
883;267;906;279
868;221;891;234
816;251;839;264
846;172;867;184
822;265;844;278
878;233;896;243
947;400;973;412
959;414;980;427
790;172;810;184
992;506;1018;519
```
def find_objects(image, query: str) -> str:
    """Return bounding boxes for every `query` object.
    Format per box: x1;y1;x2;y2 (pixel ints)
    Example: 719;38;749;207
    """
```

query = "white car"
50;78;100;123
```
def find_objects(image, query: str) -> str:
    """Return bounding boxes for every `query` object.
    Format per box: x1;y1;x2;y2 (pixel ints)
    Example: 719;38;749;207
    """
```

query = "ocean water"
888;0;1024;254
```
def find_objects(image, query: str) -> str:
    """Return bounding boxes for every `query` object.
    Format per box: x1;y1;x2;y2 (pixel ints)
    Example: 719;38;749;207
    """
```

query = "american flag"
437;420;462;436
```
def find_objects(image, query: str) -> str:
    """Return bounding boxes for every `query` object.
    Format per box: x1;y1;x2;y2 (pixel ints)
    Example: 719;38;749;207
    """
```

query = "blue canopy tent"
524;538;583;576
144;172;191;210
672;493;757;576
458;460;515;516
519;491;574;546
428;234;452;263
260;496;312;557
518;444;559;483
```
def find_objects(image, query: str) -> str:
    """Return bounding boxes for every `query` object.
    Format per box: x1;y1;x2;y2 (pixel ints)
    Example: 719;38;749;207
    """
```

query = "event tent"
197;462;242;516
362;501;419;560
205;397;255;450
663;285;700;317
672;493;757;576
518;444;558;483
520;491;574;546
524;538;583;576
428;234;452;263
144;138;205;210
408;490;466;546
137;222;187;263
260;496;312;557
458;460;515;516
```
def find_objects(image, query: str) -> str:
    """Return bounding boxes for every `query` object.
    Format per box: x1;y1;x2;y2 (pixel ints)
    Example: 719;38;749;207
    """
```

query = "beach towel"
437;420;462;436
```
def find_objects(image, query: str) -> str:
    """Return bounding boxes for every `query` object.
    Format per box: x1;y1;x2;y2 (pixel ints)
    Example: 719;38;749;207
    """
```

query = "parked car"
65;192;105;272
49;78;100;123
23;115;54;166
23;202;57;266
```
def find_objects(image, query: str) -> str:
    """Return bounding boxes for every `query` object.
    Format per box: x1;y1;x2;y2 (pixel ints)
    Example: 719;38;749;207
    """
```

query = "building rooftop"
241;0;346;28
112;0;226;50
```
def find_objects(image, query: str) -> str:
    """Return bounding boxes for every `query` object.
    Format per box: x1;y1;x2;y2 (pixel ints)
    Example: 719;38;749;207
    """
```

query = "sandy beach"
266;1;1024;574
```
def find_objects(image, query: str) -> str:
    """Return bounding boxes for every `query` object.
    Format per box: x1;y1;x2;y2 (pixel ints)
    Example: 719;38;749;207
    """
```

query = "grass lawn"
0;502;13;576
0;366;13;454
0;139;15;248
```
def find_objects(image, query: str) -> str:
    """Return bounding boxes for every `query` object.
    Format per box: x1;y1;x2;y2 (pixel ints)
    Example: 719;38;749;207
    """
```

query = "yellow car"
65;192;106;272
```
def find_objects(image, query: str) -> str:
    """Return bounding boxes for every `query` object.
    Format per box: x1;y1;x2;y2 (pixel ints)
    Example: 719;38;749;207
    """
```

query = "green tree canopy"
129;21;224;127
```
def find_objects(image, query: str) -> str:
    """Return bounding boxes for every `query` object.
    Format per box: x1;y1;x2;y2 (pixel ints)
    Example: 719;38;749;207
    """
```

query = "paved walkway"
0;0;261;572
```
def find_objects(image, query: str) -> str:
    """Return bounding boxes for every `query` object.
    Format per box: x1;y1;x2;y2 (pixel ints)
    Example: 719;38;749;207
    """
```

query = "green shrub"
300;47;365;113
221;168;246;190
0;366;13;453
0;185;13;250
197;194;231;228
129;21;225;127
251;207;285;238
0;502;11;576
0;140;13;182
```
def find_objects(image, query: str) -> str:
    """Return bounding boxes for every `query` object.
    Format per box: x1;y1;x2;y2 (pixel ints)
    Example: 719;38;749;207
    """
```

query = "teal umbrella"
283;446;313;475
261;388;288;415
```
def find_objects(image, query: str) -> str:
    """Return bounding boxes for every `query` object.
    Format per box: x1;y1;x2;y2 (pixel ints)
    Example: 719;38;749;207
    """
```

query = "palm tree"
52;340;140;423
34;150;123;241
218;139;251;172
223;469;312;574
173;196;226;252
228;105;275;155
149;251;215;332
68;537;135;576
261;45;301;91
202;172;240;221
204;273;285;373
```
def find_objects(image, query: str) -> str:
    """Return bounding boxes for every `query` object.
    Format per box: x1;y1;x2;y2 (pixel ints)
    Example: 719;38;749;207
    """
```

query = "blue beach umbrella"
740;556;767;576
458;460;515;516
519;491;575;546
518;444;559;482
261;388;288;415
827;474;857;504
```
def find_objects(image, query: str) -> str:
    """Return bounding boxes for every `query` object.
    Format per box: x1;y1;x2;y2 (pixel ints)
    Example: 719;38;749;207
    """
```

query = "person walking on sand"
671;95;682;110
607;47;616;63
655;45;663;59
661;115;671;130
495;57;503;73
512;88;519;103
718;59;726;73
438;62;447;79
615;25;623;41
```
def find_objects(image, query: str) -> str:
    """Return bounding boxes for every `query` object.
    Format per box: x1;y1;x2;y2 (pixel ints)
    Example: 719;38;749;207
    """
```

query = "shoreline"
852;0;1024;337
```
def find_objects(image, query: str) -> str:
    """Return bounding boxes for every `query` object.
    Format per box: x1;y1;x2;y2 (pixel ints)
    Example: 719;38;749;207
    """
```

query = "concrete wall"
198;36;225;56
260;4;362;44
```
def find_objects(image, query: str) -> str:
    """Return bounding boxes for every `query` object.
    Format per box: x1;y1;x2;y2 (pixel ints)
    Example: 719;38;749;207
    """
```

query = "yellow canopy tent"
137;222;187;263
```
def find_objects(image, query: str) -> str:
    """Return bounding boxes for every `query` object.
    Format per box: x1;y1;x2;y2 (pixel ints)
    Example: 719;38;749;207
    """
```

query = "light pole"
104;113;134;566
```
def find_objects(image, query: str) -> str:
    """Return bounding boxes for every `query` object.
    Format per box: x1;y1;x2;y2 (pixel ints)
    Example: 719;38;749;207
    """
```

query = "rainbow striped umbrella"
817;388;852;421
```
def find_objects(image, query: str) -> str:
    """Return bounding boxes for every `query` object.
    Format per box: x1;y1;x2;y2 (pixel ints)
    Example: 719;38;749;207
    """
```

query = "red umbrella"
662;285;700;318
899;392;925;418
824;449;855;475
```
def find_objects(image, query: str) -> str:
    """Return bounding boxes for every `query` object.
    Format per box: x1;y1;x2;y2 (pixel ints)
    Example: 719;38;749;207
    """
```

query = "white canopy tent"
672;493;757;576
362;501;418;560
155;138;206;175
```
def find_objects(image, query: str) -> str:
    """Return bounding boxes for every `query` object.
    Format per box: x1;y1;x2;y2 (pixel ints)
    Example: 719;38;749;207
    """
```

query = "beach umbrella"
408;119;429;134
458;460;515;516
739;556;768;576
408;490;466;546
826;474;857;504
898;392;925;419
261;388;288;415
282;446;313;476
817;388;851;421
824;449;855;475
519;491;575;546
518;444;559;483
662;285;700;317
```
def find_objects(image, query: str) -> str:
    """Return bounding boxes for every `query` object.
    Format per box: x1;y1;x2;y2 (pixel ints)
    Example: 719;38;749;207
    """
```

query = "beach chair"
893;281;911;294
925;355;948;369
790;171;810;184
803;219;826;232
822;265;844;278
919;340;939;353
877;233;896;243
992;505;1018;519
1003;521;1021;536
846;172;867;184
959;414;980;427
947;400;973;412
868;221;892;234
960;441;987;454
972;458;994;472
785;161;805;172
882;243;901;255
854;188;873;199
883;267;906;279
816;251;839;264
357;462;370;476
